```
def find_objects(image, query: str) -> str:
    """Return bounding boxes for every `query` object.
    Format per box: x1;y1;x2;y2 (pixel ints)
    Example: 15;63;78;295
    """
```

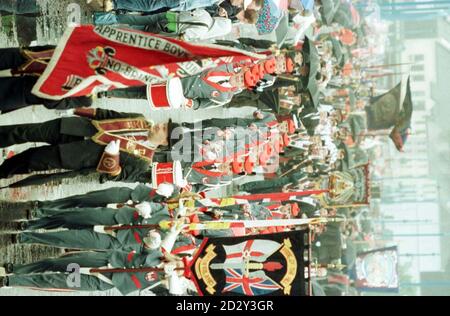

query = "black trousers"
102;85;147;99
0;118;81;148
0;119;84;179
38;187;135;209
0;48;26;70
0;76;92;113
0;48;92;113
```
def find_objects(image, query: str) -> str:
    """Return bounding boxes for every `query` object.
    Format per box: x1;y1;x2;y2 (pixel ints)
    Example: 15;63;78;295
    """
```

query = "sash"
13;48;55;76
92;118;150;133
92;132;155;163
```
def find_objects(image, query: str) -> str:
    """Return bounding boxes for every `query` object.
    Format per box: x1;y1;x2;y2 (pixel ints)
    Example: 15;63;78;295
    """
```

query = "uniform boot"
0;222;28;232
3;263;13;274
0;263;13;276
0;234;19;248
0;276;8;288
0;201;37;221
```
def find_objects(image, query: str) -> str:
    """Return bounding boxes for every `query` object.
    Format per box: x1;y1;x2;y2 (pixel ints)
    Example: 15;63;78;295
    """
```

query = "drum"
151;161;185;188
147;77;186;110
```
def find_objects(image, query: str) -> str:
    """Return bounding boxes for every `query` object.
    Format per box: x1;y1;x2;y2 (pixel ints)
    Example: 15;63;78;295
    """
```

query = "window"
411;64;424;72
412;75;425;82
415;100;426;111
414;55;424;62
413;91;425;97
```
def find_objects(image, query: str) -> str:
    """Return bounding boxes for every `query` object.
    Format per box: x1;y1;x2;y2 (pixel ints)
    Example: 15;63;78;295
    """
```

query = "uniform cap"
290;203;300;217
286;57;295;74
282;133;291;147
264;58;277;74
244;70;257;88
232;160;243;174
244;156;255;174
287;119;296;134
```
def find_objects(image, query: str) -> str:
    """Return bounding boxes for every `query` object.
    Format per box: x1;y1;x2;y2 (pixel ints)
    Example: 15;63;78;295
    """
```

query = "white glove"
135;202;152;219
143;230;162;250
204;151;217;161
156;183;175;198
105;140;120;155
161;220;184;254
164;262;177;276
55;109;75;117
177;179;188;188
168;274;186;296
176;202;187;218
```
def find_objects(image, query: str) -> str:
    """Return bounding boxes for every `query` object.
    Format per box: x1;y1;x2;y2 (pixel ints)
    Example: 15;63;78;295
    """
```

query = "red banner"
32;25;265;100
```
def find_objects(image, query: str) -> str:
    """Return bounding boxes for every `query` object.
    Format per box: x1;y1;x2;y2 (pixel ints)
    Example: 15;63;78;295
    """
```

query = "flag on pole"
365;77;412;131
32;25;265;100
355;246;399;293
188;230;309;296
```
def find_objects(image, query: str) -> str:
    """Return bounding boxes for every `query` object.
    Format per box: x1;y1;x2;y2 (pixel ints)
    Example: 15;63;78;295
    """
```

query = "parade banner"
322;164;371;207
355;246;399;292
189;230;308;296
32;25;265;100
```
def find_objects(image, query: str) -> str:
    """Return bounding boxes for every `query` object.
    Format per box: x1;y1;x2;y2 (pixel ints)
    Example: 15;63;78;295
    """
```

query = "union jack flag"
222;268;281;296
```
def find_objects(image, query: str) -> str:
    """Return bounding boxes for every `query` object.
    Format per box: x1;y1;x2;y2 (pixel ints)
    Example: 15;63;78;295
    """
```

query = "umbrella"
256;0;283;35
349;3;361;26
330;37;344;65
319;0;340;25
290;0;315;11
300;37;321;99
332;9;353;28
274;12;290;46
304;78;320;109
300;0;315;11
277;0;290;10
333;2;361;28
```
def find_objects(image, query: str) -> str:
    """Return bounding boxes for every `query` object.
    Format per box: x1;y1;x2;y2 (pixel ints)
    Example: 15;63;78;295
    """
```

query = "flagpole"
232;190;329;202
367;72;407;79
169;190;329;206
89;267;183;274
364;63;414;69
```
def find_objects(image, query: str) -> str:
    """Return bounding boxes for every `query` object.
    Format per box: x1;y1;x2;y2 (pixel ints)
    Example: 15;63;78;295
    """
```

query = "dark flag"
389;77;413;151
366;77;413;131
365;82;402;130
188;230;309;296
355;246;399;293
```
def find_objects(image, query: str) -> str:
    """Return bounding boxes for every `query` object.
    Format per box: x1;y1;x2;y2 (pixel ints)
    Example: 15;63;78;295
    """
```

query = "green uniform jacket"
107;249;164;295
239;172;308;194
